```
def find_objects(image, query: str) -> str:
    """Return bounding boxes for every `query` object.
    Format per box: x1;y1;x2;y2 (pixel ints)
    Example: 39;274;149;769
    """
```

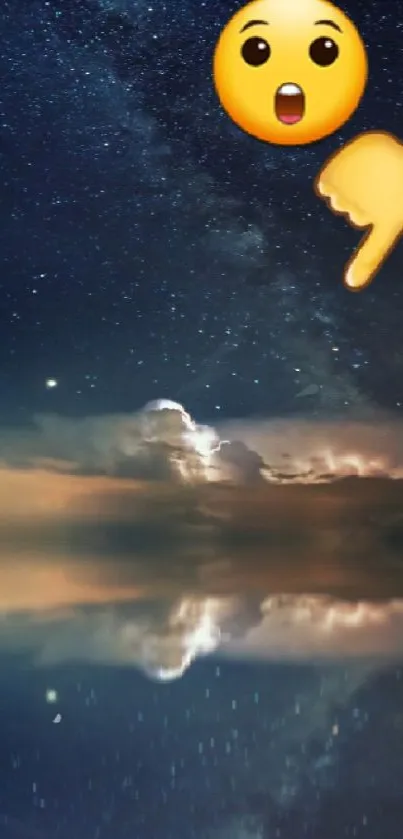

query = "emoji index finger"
345;222;402;291
315;131;403;291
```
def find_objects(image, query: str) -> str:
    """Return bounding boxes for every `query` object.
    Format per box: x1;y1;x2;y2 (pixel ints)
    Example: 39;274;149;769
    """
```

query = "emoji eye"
241;36;271;67
309;36;339;66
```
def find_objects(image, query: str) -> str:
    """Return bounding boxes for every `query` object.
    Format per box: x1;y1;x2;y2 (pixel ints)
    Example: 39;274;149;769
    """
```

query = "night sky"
0;657;402;839
2;1;403;838
2;0;403;425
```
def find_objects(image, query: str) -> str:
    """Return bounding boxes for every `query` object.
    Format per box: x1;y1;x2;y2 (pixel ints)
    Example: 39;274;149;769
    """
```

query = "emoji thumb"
345;222;401;291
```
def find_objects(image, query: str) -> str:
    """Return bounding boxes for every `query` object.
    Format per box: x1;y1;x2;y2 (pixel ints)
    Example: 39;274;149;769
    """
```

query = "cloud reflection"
0;400;403;681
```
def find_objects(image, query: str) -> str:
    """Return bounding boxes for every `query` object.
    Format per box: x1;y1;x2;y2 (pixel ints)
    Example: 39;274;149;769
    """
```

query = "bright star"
45;688;58;703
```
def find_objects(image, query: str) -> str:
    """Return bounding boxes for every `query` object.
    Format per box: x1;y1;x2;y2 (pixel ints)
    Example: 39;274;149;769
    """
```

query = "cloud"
217;440;266;484
223;595;403;661
30;597;231;681
2;399;403;484
1;399;403;684
1;394;403;815
2;401;403;566
0;596;228;681
3;591;403;683
217;413;403;479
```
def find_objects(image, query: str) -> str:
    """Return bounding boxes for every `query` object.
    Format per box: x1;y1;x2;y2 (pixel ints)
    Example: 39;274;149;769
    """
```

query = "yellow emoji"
316;132;403;290
213;0;368;146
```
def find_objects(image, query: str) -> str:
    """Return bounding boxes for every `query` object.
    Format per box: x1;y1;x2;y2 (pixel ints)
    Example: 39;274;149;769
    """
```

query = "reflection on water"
2;471;403;681
1;422;403;837
2;582;403;682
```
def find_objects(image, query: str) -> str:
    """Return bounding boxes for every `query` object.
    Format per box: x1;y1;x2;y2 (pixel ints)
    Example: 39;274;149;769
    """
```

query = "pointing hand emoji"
315;132;403;291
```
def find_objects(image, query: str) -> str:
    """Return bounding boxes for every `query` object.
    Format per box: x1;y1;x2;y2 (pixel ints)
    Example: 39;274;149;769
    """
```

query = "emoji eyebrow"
314;19;343;33
240;19;269;33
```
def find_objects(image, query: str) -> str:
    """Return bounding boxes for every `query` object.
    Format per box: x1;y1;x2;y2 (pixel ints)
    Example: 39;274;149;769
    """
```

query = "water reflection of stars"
45;688;58;703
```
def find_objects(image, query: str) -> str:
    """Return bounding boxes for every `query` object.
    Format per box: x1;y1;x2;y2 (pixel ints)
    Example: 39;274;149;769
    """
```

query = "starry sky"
2;0;403;426
3;2;403;838
0;657;402;839
1;658;403;839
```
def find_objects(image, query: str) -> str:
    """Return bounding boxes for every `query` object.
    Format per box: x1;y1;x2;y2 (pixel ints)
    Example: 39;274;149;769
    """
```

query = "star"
45;688;58;703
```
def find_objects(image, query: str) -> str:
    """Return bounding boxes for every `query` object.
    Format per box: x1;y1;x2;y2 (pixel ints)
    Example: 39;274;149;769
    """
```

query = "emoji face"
213;0;368;146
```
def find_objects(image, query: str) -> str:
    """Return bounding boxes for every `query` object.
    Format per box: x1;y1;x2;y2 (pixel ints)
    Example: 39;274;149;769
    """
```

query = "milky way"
2;0;403;425
1;3;403;838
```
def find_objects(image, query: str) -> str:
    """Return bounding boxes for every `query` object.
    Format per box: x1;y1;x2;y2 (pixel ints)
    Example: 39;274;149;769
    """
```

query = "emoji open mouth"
275;83;305;125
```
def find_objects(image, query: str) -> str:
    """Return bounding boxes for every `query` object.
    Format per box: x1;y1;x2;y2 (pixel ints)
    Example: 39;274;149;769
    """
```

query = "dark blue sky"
1;0;403;424
0;656;402;839
1;3;403;838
